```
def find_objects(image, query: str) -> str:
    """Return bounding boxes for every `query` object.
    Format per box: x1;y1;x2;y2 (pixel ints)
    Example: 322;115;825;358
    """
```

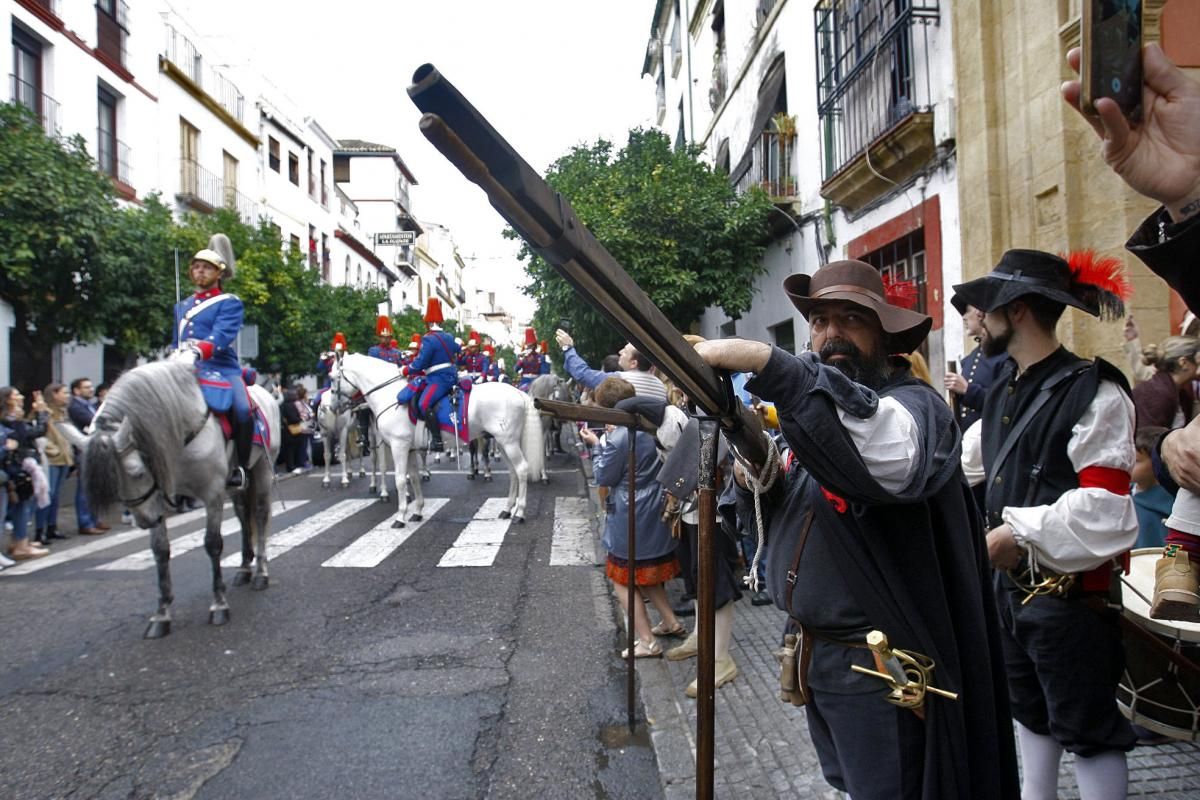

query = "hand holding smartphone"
1080;0;1143;121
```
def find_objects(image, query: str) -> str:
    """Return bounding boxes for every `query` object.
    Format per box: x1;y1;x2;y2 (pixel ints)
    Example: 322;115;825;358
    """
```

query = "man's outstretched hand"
1061;43;1200;222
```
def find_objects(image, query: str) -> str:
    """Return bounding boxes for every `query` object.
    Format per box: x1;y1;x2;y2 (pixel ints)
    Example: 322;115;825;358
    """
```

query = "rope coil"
730;431;782;593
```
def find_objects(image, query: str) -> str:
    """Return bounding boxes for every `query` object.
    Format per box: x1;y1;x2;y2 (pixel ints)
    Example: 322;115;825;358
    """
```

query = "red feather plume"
1062;250;1131;320
881;274;919;310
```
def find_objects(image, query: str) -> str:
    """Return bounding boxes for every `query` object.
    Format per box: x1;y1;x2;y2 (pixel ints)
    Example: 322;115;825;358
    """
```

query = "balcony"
161;23;256;145
10;75;61;138
815;0;941;211
177;158;257;222
734;130;797;200
97;131;131;187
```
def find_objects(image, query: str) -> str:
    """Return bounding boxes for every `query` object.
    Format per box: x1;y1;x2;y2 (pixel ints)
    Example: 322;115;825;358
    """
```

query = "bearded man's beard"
980;322;1012;357
819;339;891;389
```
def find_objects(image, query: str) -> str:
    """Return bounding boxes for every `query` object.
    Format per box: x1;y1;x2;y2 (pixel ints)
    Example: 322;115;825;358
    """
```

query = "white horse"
317;362;391;492
332;353;544;526
58;361;281;639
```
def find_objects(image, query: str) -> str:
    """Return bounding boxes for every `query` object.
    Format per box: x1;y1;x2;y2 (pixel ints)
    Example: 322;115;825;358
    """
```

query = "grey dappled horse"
60;361;280;639
529;373;570;482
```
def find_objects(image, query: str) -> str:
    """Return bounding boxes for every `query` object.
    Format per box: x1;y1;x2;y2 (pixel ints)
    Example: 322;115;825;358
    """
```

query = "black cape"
747;348;1020;800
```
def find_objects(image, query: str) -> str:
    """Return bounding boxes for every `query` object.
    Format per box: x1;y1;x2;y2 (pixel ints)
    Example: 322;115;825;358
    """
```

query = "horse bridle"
114;410;211;524
334;365;404;419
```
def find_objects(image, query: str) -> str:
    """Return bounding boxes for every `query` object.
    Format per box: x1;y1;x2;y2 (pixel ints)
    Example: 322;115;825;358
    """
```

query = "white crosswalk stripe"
94;501;305;572
550;497;595;566
437;497;513;568
220;498;375;567
322;498;450;568
0;503;231;577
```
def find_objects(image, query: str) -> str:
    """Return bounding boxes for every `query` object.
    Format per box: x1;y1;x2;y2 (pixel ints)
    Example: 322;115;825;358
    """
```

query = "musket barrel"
409;67;768;466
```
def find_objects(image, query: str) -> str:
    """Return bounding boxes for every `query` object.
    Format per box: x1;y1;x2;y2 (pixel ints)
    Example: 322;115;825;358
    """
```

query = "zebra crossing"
1;492;598;577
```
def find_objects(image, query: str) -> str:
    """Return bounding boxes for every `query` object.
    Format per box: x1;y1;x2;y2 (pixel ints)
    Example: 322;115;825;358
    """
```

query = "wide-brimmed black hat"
784;260;932;354
951;249;1127;319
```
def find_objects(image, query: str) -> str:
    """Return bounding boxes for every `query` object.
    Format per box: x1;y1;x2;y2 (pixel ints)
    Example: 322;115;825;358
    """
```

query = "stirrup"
226;466;247;489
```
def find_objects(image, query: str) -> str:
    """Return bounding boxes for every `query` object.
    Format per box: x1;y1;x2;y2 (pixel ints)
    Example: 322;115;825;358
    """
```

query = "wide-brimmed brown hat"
784;260;932;354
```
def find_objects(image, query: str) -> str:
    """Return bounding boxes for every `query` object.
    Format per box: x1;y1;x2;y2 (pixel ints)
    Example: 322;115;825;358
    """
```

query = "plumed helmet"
331;332;348;352
482;344;495;355
409;333;423;350
192;233;237;280
376;315;394;337
424;297;444;324
467;330;481;347
524;327;537;347
539;340;548;354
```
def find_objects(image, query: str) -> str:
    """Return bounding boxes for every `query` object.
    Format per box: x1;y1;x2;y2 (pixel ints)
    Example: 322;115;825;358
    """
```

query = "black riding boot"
426;418;445;452
357;408;371;456
227;415;253;489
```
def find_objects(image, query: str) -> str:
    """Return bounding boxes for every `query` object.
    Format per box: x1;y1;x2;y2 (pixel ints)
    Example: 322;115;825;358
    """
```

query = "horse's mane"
97;361;206;497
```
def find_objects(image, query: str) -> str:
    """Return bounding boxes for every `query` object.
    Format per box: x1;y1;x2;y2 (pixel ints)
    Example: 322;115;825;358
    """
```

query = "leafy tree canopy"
512;128;773;365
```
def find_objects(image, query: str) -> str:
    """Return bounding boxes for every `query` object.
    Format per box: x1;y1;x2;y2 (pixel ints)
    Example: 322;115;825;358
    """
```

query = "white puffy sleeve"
960;420;985;488
1001;380;1138;573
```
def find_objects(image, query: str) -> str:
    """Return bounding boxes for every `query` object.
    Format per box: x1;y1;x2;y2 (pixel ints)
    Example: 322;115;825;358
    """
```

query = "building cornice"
160;57;260;148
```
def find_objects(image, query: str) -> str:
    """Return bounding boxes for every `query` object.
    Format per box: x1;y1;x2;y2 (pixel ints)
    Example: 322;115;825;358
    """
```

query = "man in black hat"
696;260;1018;800
952;249;1137;800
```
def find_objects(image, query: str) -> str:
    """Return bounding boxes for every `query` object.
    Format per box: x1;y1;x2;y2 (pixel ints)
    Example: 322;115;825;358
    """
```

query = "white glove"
170;345;198;366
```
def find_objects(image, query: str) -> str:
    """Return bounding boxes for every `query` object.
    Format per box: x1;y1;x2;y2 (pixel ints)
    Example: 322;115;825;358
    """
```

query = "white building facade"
3;0;472;388
645;0;962;374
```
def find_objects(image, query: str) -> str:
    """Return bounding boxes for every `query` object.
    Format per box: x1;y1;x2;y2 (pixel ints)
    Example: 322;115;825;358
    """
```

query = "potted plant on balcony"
771;113;798;197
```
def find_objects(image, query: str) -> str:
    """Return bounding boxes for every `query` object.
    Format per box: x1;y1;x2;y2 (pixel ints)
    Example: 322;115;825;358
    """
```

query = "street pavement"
0;453;660;800
5;447;1200;798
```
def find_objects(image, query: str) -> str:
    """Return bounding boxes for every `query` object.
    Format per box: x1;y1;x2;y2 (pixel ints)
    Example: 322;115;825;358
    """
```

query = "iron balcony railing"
10;74;61;137
814;0;940;180
162;23;245;123
734;131;797;199
179;158;257;222
97;130;131;185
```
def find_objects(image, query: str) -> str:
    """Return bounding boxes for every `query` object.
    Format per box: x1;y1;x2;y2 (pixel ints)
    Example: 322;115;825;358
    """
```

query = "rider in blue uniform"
482;345;499;382
459;331;489;382
366;316;402;365
538;340;552;375
171;236;251;489
516;328;541;391
401;298;460;452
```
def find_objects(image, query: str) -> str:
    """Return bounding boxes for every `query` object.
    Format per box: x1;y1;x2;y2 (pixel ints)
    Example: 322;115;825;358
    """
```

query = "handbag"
287;422;303;436
7;469;33;503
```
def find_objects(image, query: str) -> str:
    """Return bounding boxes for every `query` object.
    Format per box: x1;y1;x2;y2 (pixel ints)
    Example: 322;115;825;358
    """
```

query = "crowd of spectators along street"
562;43;1200;800
1;378;115;567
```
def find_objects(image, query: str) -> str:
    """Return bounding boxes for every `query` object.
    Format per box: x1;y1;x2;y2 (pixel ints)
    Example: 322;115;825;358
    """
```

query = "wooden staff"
536;399;656;733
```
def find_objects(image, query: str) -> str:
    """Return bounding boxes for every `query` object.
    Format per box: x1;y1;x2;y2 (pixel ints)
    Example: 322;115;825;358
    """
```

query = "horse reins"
115;410;212;523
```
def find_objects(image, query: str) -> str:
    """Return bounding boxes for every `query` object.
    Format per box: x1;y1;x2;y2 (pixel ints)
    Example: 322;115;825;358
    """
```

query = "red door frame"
846;195;944;331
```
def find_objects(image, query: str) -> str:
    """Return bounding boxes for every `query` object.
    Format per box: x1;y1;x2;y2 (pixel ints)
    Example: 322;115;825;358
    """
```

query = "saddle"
403;381;474;445
196;368;269;448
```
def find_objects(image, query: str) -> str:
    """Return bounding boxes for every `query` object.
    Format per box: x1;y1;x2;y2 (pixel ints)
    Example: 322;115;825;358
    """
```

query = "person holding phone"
1;386;49;560
945;302;1009;433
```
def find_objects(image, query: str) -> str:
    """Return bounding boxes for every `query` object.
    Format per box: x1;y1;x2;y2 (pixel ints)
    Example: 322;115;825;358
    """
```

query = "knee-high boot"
228;415;253;488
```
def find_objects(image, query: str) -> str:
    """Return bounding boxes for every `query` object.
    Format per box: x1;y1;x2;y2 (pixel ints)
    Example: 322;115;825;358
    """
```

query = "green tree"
0;104;120;366
514;128;773;365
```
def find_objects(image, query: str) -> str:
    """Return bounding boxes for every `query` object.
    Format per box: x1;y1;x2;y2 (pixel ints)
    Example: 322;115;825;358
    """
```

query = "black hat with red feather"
951;249;1130;320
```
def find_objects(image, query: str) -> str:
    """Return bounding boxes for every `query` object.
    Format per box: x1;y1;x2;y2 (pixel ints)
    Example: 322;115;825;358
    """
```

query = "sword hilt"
852;629;959;708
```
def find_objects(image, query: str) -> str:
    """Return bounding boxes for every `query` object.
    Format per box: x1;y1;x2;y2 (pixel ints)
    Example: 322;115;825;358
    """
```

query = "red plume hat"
424;297;444;324
331;332;348;351
375;315;394;337
524;327;537;347
408;333;423;350
467;330;481;346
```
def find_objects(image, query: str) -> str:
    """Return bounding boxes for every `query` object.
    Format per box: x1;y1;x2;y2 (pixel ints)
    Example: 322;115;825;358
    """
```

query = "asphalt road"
0;452;662;800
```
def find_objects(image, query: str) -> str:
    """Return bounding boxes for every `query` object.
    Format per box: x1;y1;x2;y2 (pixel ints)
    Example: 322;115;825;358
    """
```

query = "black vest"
980;348;1128;529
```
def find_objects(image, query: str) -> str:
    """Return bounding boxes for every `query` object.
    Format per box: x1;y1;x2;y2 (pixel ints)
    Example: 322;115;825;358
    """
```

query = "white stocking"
1016;722;1062;800
714;603;734;662
1073;749;1127;800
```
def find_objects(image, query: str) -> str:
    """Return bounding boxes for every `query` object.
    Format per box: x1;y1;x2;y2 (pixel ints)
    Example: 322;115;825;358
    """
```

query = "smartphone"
1080;0;1143;121
557;318;572;334
946;360;957;374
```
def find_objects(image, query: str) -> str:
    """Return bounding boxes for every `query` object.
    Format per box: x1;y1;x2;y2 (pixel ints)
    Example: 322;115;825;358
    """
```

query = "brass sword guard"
849;630;959;708
1006;567;1076;605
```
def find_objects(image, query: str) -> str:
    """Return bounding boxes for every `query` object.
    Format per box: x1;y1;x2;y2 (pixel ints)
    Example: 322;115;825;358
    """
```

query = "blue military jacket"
409;330;461;378
367;343;402;365
173;288;243;373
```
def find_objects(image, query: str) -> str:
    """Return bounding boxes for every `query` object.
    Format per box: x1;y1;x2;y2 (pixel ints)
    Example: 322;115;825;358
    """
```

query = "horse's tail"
520;392;545;478
82;431;123;518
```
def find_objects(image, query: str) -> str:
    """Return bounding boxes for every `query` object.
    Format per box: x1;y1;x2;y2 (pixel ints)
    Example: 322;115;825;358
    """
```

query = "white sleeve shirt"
1002;380;1139;573
960;419;985;488
836;396;921;495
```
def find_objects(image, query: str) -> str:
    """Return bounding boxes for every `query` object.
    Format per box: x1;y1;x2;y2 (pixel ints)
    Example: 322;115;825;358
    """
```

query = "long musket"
408;65;767;800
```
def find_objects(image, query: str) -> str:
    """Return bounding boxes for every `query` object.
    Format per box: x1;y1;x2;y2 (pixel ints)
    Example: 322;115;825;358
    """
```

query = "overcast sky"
179;0;656;321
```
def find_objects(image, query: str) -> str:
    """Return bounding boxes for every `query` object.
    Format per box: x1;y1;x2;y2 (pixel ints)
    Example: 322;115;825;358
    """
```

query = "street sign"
375;231;415;246
238;324;259;359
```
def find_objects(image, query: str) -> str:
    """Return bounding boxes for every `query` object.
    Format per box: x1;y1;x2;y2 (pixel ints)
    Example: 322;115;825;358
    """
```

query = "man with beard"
695;260;1018;800
953;249;1137;800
